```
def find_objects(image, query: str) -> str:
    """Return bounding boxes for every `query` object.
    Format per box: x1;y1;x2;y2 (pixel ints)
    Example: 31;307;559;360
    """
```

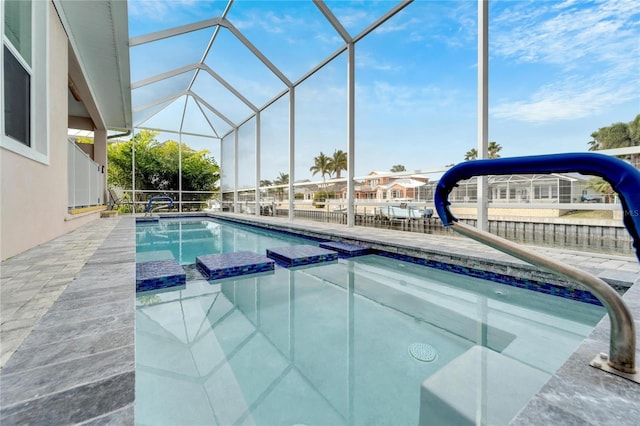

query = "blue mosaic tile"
266;245;338;268
319;241;371;258
136;259;186;292
196;251;275;280
376;251;603;306
136;216;160;223
166;216;605;306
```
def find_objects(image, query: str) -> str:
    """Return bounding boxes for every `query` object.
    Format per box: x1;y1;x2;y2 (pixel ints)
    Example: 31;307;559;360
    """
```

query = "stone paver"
0;216;135;425
1;219;120;367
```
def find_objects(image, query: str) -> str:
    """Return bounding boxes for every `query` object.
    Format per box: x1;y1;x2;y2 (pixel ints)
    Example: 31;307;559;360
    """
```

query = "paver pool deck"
1;213;639;424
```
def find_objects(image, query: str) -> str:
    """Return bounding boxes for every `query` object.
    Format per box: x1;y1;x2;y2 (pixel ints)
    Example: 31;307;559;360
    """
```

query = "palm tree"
587;136;600;151
329;149;348;179
465;143;501;160
310;152;332;182
273;172;289;186
390;164;406;172
310;152;333;213
464;148;477;161
488;141;502;158
273;172;289;201
585;177;615;203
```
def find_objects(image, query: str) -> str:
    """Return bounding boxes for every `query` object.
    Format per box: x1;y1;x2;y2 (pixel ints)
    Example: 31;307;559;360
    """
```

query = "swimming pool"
135;218;605;425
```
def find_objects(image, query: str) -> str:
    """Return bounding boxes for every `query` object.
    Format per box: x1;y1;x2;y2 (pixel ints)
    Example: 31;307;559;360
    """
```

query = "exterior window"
2;0;48;163
534;186;542;199
4;45;30;145
4;1;31;64
3;0;31;146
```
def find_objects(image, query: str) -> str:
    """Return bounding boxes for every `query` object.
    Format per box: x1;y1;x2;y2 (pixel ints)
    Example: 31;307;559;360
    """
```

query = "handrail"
435;153;640;261
145;196;174;214
434;153;640;381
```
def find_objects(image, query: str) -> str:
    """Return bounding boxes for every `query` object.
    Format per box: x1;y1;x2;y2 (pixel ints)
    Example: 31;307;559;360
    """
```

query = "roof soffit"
55;0;132;131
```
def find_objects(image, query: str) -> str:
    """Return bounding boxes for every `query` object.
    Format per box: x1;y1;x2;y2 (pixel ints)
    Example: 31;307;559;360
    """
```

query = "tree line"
584;114;640;201
588;114;640;153
107;130;220;193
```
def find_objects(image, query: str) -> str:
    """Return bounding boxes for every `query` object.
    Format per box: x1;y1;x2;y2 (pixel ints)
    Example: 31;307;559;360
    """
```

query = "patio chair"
108;188;134;211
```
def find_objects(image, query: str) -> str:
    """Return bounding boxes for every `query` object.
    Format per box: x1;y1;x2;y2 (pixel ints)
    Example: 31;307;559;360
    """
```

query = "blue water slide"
434;152;640;262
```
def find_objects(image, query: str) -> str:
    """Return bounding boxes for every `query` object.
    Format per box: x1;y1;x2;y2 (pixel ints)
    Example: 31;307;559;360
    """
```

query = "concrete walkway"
1;212;638;425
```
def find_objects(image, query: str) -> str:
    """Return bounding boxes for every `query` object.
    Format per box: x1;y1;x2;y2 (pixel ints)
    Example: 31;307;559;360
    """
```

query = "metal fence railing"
111;189;219;213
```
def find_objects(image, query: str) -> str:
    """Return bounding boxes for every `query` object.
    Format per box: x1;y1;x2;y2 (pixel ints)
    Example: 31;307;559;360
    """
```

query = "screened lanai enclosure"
119;0;628;224
122;0;479;220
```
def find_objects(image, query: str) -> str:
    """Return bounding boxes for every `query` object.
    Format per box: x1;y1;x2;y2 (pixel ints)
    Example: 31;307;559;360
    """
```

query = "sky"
127;0;640;182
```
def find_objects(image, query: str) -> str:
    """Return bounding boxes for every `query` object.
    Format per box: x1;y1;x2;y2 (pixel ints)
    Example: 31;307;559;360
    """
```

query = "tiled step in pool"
196;251;275;280
266;245;338;267
318;241;371;258
136;259;186;292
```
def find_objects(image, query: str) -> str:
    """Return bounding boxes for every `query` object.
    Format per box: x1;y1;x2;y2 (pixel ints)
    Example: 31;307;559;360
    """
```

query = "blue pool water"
136;218;313;264
135;218;605;425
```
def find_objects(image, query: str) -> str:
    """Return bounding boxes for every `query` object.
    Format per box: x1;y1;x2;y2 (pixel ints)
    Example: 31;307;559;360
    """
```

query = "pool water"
135;219;605;425
136;219;313;265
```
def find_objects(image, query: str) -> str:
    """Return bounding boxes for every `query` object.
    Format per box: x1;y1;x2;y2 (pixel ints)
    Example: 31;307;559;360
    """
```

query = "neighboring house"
1;1;131;260
334;171;602;206
374;177;428;201
434;173;600;204
341;171;429;201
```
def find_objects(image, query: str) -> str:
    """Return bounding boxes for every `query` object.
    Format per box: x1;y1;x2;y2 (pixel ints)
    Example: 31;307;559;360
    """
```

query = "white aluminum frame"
127;0;493;226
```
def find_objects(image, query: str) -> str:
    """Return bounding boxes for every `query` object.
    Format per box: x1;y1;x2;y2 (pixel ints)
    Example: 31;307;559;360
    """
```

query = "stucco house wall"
1;2;97;261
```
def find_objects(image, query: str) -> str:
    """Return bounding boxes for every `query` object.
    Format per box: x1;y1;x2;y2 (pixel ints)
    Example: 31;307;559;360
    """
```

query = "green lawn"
561;210;613;219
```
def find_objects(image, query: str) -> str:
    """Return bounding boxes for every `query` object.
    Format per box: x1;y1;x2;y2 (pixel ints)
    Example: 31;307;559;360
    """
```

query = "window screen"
3;45;31;146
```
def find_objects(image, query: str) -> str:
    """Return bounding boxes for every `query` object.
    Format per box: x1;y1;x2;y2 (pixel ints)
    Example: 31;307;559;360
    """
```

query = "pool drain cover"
408;343;438;362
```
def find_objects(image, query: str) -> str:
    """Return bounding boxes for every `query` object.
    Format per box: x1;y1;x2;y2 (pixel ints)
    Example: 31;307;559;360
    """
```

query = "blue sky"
128;0;640;181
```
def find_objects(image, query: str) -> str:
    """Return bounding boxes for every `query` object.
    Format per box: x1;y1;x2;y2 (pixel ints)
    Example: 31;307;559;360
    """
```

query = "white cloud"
493;0;638;66
128;0;201;22
491;0;640;123
356;51;402;72
407;1;476;49
232;8;340;47
374;17;421;34
328;8;372;31
314;33;344;46
492;70;639;122
359;81;462;116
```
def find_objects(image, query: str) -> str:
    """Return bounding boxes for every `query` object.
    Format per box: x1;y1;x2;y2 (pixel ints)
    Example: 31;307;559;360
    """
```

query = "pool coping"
206;213;639;291
1;212;639;424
